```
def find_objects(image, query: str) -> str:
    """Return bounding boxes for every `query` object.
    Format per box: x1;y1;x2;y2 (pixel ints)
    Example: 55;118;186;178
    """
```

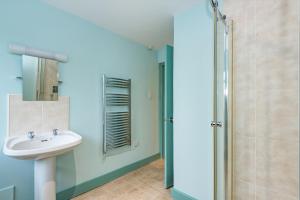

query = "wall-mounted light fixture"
9;44;68;63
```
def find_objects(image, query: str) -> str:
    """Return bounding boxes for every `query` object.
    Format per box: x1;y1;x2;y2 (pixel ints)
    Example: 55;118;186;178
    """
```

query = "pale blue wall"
0;0;159;199
173;1;214;199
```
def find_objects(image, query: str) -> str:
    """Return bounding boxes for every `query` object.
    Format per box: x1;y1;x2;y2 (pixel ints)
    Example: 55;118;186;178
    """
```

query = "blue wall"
173;1;214;199
0;0;159;199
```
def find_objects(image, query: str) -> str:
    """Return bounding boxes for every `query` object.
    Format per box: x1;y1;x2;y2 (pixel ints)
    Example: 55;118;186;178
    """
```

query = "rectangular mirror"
22;55;59;101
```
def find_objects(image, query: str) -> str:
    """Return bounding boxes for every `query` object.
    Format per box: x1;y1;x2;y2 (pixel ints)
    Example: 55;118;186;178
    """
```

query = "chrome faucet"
27;131;35;139
53;129;59;136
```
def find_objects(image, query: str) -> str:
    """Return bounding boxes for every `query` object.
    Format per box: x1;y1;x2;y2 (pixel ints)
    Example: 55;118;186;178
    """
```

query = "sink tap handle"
27;131;35;139
53;128;59;136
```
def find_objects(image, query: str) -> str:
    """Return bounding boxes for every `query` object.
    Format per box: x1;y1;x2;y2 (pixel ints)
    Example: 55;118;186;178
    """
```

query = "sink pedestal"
34;157;56;200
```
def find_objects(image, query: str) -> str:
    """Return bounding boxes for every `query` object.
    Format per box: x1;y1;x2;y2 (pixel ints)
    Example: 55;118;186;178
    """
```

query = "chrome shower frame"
210;0;233;200
210;0;227;27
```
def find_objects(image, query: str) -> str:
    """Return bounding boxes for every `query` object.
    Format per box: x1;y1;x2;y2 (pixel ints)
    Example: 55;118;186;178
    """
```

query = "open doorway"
159;63;165;159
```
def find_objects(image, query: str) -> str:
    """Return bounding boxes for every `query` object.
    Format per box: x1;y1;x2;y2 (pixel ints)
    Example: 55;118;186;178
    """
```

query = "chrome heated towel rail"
103;75;131;154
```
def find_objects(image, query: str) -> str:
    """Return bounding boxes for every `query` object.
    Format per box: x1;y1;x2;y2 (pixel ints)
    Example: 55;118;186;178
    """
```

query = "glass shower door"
212;15;233;200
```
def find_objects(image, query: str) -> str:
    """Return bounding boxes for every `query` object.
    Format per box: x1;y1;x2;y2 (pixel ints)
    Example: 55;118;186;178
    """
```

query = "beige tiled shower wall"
8;95;69;137
224;0;299;199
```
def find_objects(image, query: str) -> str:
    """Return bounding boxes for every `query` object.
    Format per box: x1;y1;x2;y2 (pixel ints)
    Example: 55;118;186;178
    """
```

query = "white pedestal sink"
3;130;82;200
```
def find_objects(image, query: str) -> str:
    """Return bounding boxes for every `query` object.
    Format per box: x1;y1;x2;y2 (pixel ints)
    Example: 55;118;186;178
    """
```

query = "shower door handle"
211;121;223;128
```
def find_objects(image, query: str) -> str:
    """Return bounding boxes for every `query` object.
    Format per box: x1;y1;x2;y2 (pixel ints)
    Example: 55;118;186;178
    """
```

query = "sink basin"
3;130;82;200
3;130;82;160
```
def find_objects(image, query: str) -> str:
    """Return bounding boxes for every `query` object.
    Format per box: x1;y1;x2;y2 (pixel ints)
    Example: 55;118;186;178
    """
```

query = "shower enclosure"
210;1;233;200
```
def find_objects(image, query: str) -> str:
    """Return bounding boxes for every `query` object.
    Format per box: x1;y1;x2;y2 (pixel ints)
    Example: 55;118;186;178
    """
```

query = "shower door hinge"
211;121;223;128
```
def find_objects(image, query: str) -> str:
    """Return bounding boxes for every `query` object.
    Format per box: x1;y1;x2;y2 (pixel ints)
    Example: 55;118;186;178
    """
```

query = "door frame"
157;45;174;188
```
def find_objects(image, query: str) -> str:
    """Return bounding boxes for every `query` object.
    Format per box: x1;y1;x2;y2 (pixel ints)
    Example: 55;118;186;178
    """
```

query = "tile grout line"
254;0;257;199
41;102;44;132
298;0;300;198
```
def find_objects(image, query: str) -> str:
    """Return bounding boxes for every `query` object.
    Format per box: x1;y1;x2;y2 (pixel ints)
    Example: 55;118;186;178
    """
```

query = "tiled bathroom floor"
72;159;172;200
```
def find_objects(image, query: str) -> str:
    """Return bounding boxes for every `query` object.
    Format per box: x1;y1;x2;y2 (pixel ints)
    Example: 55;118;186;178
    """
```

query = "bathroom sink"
3;130;82;200
3;130;82;160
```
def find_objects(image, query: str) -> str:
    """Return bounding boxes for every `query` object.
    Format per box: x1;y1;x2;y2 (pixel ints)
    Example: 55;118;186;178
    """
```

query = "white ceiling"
43;0;201;49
